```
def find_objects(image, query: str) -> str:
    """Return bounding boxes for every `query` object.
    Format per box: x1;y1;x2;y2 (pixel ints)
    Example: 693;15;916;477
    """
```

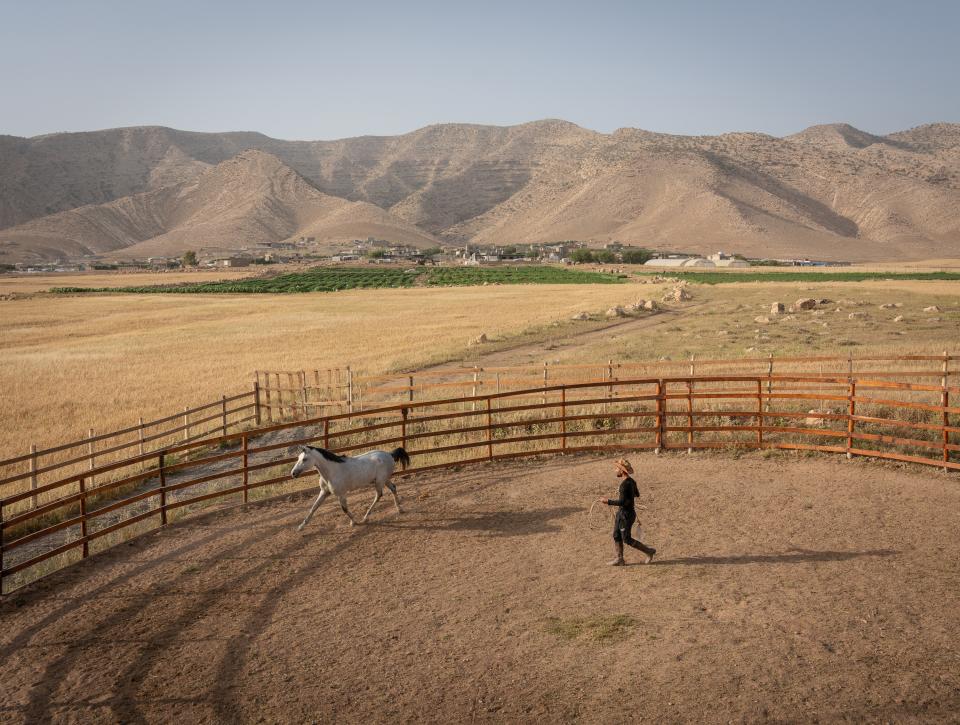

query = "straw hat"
614;458;634;476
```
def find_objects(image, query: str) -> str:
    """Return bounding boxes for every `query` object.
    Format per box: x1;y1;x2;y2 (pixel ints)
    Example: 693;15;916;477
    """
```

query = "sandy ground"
2;453;959;723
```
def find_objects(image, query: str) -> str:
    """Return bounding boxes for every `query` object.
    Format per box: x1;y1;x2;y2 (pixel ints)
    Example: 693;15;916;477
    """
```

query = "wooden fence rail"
256;353;955;420
2;367;958;594
0;388;262;509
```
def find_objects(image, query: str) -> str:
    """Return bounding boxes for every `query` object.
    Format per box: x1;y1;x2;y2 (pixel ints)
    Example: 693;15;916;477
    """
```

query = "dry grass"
0;283;648;460
3;274;959;464
536;279;960;366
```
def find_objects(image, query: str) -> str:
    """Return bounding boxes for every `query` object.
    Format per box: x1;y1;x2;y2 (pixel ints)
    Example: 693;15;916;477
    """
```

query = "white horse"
290;445;409;530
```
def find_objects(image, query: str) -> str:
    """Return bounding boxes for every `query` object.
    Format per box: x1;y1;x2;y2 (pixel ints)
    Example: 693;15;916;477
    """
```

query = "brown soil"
2;453;959;723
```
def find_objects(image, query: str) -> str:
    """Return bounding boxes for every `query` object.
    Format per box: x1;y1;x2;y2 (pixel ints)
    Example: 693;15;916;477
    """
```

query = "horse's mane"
306;445;346;463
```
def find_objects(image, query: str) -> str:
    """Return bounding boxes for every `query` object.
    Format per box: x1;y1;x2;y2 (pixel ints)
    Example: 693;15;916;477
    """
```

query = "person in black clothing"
597;458;656;566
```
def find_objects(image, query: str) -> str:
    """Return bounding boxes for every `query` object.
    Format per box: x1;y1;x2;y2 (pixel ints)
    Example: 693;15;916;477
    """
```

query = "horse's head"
290;446;311;478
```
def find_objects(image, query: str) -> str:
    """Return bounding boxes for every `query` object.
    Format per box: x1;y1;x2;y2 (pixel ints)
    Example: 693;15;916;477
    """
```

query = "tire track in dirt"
419;302;706;373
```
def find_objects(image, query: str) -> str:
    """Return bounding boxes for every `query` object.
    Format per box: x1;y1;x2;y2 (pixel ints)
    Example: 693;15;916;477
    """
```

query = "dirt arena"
2;453;959;723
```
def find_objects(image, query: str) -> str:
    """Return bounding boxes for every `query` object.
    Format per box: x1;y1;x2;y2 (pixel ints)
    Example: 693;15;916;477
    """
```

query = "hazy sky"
1;0;957;140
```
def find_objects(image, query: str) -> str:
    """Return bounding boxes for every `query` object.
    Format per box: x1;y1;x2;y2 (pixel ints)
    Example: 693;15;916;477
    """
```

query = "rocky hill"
2;119;959;262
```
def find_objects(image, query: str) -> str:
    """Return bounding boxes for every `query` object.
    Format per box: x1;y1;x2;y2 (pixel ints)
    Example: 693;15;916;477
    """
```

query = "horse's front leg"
298;489;329;531
338;495;359;526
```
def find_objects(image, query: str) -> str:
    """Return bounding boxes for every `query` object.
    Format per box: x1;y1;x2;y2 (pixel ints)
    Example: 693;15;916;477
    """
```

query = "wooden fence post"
300;371;308;419
88;429;96;485
943;351;950;472
655;380;665;454
221;395;228;436
486;397;494;460
158;453;168;526
401;407;409;452
138;417;145;456
473;369;480;411
29;444;38;510
409;375;415;404
79;476;89;558
275;373;283;419
766;355;774;412
847;380;856;459
756;378;763;447
686;378;694;454
347;366;354;414
262;374;273;423
242;434;249;504
542;363;548;405
253;381;262;426
182;408;189;442
558;386;567;451
323;418;330;449
0;502;5;593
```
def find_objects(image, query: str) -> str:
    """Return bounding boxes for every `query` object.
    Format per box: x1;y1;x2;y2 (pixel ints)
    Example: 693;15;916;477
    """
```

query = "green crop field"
636;270;960;284
51;266;625;294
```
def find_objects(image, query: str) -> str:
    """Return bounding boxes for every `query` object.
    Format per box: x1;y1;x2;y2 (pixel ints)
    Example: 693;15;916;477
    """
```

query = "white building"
643;257;716;268
708;251;750;268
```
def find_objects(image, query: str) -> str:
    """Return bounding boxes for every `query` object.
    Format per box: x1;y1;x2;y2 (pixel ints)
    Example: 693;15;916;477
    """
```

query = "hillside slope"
2;120;959;262
0;150;437;261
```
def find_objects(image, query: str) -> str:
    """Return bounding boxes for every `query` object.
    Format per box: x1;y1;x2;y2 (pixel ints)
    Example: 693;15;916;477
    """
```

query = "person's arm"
602;480;628;506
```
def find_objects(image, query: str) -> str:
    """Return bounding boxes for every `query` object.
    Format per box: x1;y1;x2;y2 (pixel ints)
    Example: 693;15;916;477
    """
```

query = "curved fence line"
255;352;956;420
1;370;957;594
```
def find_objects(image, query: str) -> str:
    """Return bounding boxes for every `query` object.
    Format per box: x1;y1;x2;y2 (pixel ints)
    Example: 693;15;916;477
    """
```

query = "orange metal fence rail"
1;370;957;594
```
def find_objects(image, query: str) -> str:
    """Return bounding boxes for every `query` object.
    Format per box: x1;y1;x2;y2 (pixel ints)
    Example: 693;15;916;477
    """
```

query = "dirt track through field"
434;302;704;371
2;453;959;723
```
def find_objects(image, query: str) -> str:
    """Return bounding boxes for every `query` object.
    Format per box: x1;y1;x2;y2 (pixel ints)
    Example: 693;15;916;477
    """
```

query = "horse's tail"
390;447;410;470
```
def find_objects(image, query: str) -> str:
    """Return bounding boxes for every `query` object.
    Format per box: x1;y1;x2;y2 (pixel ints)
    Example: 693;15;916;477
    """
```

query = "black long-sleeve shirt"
607;476;640;512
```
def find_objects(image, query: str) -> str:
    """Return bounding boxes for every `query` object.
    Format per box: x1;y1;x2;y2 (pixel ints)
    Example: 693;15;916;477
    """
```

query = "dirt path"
3;452;959;723
420;301;704;373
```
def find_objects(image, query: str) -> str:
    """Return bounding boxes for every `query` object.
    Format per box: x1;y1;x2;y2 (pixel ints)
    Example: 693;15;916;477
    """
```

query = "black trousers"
613;510;654;554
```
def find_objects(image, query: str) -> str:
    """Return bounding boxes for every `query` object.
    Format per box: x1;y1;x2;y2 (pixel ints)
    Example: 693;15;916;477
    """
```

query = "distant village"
5;237;847;274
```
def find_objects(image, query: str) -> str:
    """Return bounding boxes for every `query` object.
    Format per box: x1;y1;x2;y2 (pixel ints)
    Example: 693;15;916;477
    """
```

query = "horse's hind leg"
386;480;403;514
338;495;359;526
361;483;382;523
298;489;329;531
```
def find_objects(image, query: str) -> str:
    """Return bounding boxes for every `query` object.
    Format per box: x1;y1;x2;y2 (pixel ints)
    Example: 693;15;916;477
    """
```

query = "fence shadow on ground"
372;505;581;537
652;547;898;567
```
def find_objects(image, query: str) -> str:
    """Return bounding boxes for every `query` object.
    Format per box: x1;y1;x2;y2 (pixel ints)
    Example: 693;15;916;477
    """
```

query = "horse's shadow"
650;547;898;566
373;505;580;537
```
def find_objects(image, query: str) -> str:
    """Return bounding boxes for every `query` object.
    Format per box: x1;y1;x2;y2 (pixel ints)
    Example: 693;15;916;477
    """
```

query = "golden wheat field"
0;283;649;460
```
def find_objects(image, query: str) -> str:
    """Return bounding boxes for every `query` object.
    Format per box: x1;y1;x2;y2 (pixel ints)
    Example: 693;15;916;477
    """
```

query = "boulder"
571;312;590;321
893;315;904;322
770;302;785;315
665;286;692;302
924;305;941;313
849;312;866;319
818;299;833;305
794;298;817;310
879;303;895;309
469;333;488;346
606;306;627;318
643;299;658;311
754;316;771;324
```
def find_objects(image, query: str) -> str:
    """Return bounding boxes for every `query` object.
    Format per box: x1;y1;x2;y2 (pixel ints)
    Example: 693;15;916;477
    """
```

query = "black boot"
627;540;656;564
608;541;625;566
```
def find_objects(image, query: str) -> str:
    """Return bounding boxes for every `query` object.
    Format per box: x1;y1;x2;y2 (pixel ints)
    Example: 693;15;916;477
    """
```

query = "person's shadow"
650;547;897;566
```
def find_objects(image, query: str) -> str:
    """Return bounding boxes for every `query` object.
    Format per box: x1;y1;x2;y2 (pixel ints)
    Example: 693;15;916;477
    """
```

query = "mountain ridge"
2;120;959;262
